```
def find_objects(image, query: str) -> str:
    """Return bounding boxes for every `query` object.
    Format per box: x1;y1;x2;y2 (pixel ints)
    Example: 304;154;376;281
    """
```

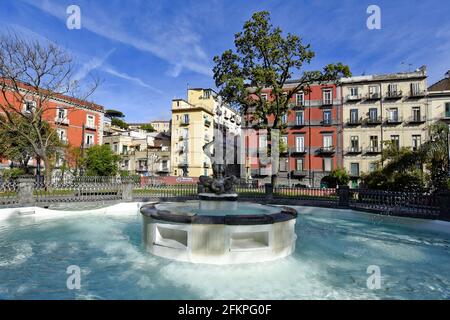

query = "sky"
0;0;449;122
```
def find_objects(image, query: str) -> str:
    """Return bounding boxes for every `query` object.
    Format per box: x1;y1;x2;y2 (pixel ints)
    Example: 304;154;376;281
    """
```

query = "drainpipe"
379;83;384;167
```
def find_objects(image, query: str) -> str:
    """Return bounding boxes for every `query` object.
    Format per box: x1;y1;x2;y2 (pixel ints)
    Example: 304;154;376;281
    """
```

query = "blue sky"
0;0;449;122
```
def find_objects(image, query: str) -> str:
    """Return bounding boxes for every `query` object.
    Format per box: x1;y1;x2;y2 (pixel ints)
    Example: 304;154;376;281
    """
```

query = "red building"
243;81;343;187
0;81;105;170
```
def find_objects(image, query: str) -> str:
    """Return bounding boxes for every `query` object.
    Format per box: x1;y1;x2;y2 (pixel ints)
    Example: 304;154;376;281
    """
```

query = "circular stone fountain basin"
140;201;298;265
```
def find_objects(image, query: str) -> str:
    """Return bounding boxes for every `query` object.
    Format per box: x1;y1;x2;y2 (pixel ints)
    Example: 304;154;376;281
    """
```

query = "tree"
0;114;61;174
111;118;129;130
105;109;125;119
140;123;155;132
82;145;120;176
0;32;99;184
326;168;350;188
213;11;351;185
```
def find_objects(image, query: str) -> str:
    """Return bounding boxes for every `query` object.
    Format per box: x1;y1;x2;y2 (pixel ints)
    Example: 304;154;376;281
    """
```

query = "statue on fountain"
198;138;238;196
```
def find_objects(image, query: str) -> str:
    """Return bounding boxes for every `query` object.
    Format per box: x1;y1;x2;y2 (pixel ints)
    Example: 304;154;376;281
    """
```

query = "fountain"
140;138;298;264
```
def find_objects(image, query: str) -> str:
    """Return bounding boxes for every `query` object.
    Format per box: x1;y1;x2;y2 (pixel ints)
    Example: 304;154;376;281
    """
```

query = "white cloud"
22;0;212;77
101;66;164;95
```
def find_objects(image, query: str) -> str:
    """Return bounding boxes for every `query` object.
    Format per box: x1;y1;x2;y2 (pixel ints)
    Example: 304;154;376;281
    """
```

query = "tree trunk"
271;174;277;187
43;157;53;190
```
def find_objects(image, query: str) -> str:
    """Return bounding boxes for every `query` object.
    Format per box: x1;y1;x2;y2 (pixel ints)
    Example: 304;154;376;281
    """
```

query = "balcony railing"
346;147;362;154
346;94;362;101
365;146;381;154
289;148;307;155
318;146;335;154
204;119;211;127
180;119;190;125
288;120;306;127
407;115;426;124
346;117;363;126
291;170;307;177
385;91;403;99
365;116;383;125
409;90;427;98
55;117;69;125
322;99;333;106
321;119;333;126
385;116;403;125
365;92;381;100
85;123;96;131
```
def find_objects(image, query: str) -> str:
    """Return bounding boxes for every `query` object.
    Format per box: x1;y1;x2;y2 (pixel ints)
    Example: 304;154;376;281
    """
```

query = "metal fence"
349;188;440;217
133;184;198;200
0;179;18;206
274;186;338;201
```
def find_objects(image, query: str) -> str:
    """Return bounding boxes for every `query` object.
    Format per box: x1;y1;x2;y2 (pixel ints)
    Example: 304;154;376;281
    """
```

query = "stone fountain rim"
140;201;297;225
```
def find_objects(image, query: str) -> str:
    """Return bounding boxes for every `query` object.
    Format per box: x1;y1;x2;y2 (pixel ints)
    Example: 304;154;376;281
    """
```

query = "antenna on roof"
401;61;413;72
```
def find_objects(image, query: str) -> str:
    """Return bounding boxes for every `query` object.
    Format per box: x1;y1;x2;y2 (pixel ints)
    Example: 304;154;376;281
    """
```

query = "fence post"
265;183;273;201
122;178;134;202
18;177;35;206
438;190;450;220
338;185;350;207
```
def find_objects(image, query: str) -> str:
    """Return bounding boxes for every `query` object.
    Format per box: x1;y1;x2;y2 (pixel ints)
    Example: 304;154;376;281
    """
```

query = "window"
350;136;359;151
182;114;189;124
445;103;450;118
279;159;287;172
411;83;421;95
369;85;379;96
203;90;211;99
369;136;378;151
323;89;332;104
391;135;400;150
259;134;267;150
350;109;358;123
323;110;332;125
295;136;304;152
86;114;95;128
281;114;287;124
388;84;398;93
296;158;304;171
412;107;421;121
350;163;360;176
162;160;168;170
388;108;399;122
369;108;378;121
369;162;378;173
323;158;333;172
23;100;36;113
296;92;304;106
296;111;304;125
85;134;94;146
349;87;359;97
323;135;332;148
412;135;421;151
57;129;67;143
261;93;268;101
57;107;67;119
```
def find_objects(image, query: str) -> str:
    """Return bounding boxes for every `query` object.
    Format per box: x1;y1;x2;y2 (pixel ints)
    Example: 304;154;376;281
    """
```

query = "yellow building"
341;67;429;187
428;71;450;124
150;120;171;133
170;88;241;177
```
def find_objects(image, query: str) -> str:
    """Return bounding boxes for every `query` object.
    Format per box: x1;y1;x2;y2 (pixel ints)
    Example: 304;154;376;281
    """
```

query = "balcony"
55;117;69;126
180;119;190;126
365;92;381;100
365;116;383;125
204;119;211;127
385;91;403;99
346;117;363;126
318;146;335;155
291;170;307;177
321;99;333;107
365;146;381;154
320;119;333;126
289;148;307;156
83;143;94;149
409;90;427;98
406;115;426;124
346;94;362;102
85;123;96;131
385;116;403;125
288;120;306;127
290;102;305;110
346;147;362;154
120;150;135;156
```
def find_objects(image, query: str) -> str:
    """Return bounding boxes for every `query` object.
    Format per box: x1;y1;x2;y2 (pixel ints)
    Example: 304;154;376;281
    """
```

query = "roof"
428;77;450;91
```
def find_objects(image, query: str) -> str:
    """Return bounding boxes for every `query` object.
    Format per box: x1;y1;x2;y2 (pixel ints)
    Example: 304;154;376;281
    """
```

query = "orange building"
0;81;105;170
243;82;343;187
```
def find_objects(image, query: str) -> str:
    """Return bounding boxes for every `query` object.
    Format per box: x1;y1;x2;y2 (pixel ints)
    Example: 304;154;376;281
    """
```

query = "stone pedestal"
18;177;35;206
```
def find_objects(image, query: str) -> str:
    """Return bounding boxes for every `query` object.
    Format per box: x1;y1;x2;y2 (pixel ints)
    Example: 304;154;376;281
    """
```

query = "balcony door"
350;109;358;122
323;135;332;148
369;108;378;121
295;136;304;152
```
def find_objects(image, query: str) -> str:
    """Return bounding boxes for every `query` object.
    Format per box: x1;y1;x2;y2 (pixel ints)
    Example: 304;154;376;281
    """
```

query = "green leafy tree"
82;145;120;176
213;11;351;185
111;118;129;130
105;109;125;119
140;124;156;132
327;168;350;188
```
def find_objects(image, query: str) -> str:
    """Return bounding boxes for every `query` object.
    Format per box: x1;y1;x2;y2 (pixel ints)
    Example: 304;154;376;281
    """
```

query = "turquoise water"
0;206;449;299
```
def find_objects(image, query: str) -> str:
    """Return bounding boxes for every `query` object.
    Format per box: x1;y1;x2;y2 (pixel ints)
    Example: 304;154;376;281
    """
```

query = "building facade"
170;88;241;177
151;120;171;133
341;67;429;187
0;82;104;170
243;82;342;188
103;131;171;176
428;71;450;124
